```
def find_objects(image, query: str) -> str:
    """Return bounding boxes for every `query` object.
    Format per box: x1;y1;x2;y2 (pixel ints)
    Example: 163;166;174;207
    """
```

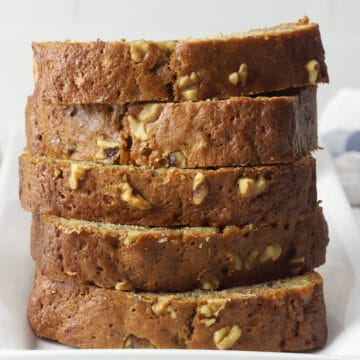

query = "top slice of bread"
32;17;328;104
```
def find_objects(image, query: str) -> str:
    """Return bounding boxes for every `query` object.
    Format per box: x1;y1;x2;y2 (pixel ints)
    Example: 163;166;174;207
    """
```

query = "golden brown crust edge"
28;270;327;350
31;207;328;292
26;88;318;168
32;19;328;104
19;154;317;227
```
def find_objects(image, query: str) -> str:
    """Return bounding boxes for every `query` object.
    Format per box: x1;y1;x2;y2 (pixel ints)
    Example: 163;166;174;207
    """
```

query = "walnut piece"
244;249;259;271
130;41;149;62
202;281;219;290
182;88;198;101
178;71;200;101
128;115;149;141
200;274;220;290
238;63;248;86
229;63;248;86
115;280;133;291
192;172;209;205
306;59;320;85
95;137;122;163
233;253;243;270
169;151;187;168
201;318;216;327
65;271;77;276
124;230;141;246
290;256;305;274
259;243;282;263
238;175;267;198
213;325;242;350
224;250;242;270
69;163;90;190
199;299;227;327
200;299;227;318
228;72;239;85
123;334;155;349
138;103;163;123
178;71;199;89
159;41;176;53
119;182;151;210
151;296;177;319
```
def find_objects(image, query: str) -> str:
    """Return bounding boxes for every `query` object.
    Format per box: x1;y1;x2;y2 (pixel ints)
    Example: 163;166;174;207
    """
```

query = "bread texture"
26;88;317;168
32;18;328;104
31;207;328;291
19;154;317;227
28;270;327;350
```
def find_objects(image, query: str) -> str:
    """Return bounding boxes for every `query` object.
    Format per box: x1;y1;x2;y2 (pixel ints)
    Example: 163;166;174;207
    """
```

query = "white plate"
0;130;359;359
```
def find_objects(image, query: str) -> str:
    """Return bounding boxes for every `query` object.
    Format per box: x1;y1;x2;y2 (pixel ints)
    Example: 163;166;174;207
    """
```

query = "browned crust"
32;19;328;104
31;207;328;292
28;270;327;350
26;88;317;168
19;154;317;227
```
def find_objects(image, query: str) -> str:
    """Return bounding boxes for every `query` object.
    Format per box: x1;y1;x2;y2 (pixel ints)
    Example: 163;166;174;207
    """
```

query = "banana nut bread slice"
28;270;327;350
32;17;328;104
26;87;317;168
31;206;328;292
19;154;317;227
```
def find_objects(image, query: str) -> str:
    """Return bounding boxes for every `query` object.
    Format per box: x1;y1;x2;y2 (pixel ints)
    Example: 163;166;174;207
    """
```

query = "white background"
0;0;359;141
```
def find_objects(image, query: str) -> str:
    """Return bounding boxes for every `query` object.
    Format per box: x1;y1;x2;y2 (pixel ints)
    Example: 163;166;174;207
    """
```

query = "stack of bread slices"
20;17;330;351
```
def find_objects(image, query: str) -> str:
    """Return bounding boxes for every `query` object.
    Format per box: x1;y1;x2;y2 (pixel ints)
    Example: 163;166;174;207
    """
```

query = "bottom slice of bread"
28;270;327;351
